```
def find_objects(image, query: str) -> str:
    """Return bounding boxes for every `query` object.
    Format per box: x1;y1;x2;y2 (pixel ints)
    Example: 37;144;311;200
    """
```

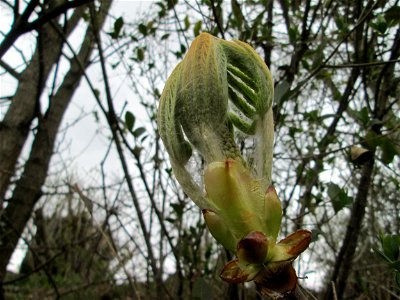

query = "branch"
0;0;40;59
88;4;168;298
22;0;94;34
323;58;400;69
210;0;225;39
118;125;183;266
0;0;93;59
0;58;20;79
325;158;375;299
294;0;379;91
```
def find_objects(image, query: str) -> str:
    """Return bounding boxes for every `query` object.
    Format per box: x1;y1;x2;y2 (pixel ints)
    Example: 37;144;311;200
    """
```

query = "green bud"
204;159;282;240
202;209;236;252
263;186;283;240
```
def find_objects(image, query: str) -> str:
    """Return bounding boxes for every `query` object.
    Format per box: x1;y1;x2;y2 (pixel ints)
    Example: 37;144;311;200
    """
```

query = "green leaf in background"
288;26;299;43
304;110;319;123
133;127;146;138
194;20;202;37
184;15;190;30
171;202;184;217
92;111;99;124
165;217;176;224
180;43;186;54
370;14;388;35
384;6;400;26
334;16;348;32
132;146;143;157
274;80;290;104
231;0;243;28
138;23;147;36
374;234;400;288
137;48;145;62
93;89;100;98
161;33;170;40
380;234;400;262
167;0;178;10
125;111;135;131
327;183;353;213
110;17;124;39
356;107;370;126
155;2;166;17
380;137;399;165
364;130;383;150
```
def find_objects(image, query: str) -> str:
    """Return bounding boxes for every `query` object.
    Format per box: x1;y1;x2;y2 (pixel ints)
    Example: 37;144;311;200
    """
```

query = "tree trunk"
0;2;112;295
0;6;84;205
324;158;375;300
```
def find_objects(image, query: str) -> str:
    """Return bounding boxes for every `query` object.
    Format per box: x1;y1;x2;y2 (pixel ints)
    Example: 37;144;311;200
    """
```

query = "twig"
331;281;338;300
210;0;225;39
0;59;20;79
24;0;94;34
323;58;400;69
89;4;171;299
72;184;141;300
294;0;379;92
0;0;39;59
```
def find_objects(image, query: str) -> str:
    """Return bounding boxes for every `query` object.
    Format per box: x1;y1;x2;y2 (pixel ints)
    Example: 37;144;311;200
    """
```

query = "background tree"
0;0;112;297
0;0;399;299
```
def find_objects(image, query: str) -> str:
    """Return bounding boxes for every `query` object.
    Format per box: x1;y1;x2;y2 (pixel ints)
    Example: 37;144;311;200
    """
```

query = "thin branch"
89;4;167;298
0;0;93;60
1;219;61;299
72;184;141;300
210;0;225;39
23;0;94;34
323;58;400;69
327;158;375;299
0;0;40;59
0;58;20;79
118;126;183;268
331;281;338;300
294;0;378;91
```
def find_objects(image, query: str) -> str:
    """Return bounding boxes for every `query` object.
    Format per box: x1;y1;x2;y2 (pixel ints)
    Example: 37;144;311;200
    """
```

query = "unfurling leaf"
220;259;261;283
